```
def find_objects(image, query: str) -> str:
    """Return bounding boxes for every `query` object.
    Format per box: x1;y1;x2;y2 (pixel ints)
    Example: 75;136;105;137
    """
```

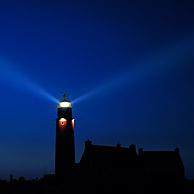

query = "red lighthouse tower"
55;95;75;178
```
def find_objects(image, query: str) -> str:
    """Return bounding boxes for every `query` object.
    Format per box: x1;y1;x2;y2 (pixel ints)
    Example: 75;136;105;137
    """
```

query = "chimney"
116;143;121;148
175;147;180;154
9;174;13;183
129;144;136;151
138;148;143;156
85;139;92;148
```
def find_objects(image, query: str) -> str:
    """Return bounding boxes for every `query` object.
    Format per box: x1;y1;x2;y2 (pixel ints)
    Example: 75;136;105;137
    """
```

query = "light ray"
0;59;59;104
72;36;194;105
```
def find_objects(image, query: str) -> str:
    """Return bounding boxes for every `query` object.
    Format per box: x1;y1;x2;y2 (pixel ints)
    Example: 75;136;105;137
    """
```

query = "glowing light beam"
0;59;59;104
72;36;194;105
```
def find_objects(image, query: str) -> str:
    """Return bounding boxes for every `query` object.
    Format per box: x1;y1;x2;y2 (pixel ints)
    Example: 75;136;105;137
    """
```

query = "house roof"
80;141;137;168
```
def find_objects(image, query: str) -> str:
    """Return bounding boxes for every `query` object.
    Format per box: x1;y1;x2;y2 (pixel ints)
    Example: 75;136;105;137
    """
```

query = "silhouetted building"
80;140;185;181
55;95;75;178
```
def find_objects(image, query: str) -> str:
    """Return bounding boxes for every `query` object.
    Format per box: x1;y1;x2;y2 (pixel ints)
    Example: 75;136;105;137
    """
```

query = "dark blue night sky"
0;0;193;179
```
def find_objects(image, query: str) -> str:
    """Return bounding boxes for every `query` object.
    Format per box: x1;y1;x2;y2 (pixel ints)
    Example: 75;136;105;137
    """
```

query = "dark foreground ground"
0;175;194;194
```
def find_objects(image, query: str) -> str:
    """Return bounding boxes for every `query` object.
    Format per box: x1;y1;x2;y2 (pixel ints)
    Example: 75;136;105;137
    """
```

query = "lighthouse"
55;95;75;178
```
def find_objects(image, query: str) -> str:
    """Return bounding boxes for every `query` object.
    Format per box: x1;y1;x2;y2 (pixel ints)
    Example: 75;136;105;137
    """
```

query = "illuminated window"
72;119;75;129
59;118;67;129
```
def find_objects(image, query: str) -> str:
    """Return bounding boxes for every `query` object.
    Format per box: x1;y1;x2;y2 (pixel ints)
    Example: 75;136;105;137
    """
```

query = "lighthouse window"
59;118;67;126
